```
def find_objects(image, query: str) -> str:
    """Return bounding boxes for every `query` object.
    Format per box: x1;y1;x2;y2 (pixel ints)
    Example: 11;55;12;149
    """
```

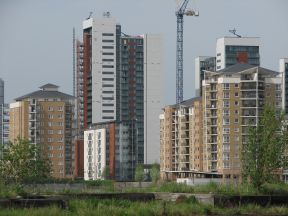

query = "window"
235;136;240;142
102;78;114;81
223;109;229;116
223;101;230;108
224;92;230;99
57;114;63;119
235;110;239;115
102;46;113;49
235;118;239;124
223;118;230;125
235;127;239;132
235;101;239;106
103;103;114;107
102;71;114;75
102;65;114;68
102;40;114;43
223;135;230;143
223;161;230;169
102;59;114;62
223;153;230;161
223;128;230;134
102;110;114;113
102;84;114;88
48;106;53;111
102;33;114;36
58;130;63;135
235;92;239;97
235;83;239;88
224;83;230;90
58;106;63;111
48;114;53;119
223;144;230;151
48;130;53;135
48;138;53;142
102;52;114;55
102;91;114;95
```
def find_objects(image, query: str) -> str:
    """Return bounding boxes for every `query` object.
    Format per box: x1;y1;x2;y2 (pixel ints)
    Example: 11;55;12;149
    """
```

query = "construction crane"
175;0;199;104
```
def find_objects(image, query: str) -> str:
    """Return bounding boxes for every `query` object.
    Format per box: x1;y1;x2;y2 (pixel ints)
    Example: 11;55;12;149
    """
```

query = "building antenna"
229;28;242;38
87;12;93;20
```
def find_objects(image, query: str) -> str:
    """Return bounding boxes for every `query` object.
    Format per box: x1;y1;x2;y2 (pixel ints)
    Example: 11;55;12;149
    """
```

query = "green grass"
1;199;288;216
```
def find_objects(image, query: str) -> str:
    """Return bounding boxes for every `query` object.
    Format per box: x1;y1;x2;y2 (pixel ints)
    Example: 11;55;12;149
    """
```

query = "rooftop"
15;83;74;101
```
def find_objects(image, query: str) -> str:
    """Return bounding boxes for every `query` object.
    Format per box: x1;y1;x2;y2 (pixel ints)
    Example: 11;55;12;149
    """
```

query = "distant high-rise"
195;56;216;96
216;37;260;71
77;14;162;180
0;79;4;144
280;58;288;114
9;84;75;178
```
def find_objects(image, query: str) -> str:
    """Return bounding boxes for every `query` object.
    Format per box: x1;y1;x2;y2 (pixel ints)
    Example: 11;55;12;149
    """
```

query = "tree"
101;166;110;180
150;163;160;184
242;106;288;188
134;164;145;187
0;138;51;185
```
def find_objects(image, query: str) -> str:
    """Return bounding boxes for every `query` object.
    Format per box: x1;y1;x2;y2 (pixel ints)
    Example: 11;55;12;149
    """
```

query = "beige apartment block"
203;63;282;180
9;84;75;179
160;63;282;182
160;98;203;180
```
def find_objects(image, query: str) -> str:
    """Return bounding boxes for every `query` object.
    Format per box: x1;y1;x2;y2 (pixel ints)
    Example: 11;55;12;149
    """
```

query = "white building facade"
84;128;106;180
216;37;260;71
83;16;117;123
143;34;163;164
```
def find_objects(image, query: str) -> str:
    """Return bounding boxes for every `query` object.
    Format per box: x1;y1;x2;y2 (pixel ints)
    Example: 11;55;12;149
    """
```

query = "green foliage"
150;163;160;184
157;182;195;193
0;138;51;185
101;166;110;180
134;164;145;182
242;106;288;188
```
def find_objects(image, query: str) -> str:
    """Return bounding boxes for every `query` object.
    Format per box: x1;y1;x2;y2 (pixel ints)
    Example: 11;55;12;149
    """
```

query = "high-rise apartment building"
0;79;4;144
160;64;282;181
1;104;9;146
0;79;9;159
160;97;203;180
280;58;288;114
77;14;162;179
203;64;281;180
216;37;260;71
195;56;216;96
9;84;75;178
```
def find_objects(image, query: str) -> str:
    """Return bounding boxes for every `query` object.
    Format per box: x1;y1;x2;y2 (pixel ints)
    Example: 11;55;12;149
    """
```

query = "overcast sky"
0;0;287;104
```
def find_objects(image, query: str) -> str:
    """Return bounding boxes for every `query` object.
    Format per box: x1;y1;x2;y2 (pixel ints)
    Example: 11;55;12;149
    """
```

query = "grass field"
1;198;288;216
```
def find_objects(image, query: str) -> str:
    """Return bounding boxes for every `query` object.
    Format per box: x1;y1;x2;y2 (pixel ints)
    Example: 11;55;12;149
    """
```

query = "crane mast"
175;0;198;104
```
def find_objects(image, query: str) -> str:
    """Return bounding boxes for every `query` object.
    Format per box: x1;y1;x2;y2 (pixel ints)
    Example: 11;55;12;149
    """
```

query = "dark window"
103;103;114;106
102;46;113;49
102;65;114;68
102;110;114;113
102;97;114;100
102;91;114;94
102;72;114;75
102;40;114;43
102;33;114;36
102;78;114;81
103;116;114;120
102;59;114;62
103;53;114;55
102;84;114;87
